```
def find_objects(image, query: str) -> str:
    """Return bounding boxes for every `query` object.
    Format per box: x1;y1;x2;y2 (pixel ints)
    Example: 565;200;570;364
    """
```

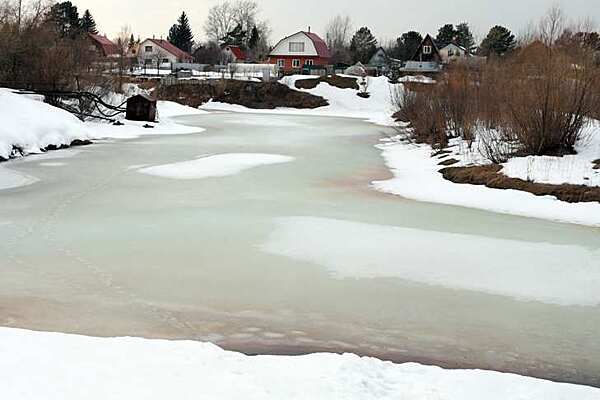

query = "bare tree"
114;25;132;92
538;5;565;48
325;14;353;64
204;0;269;46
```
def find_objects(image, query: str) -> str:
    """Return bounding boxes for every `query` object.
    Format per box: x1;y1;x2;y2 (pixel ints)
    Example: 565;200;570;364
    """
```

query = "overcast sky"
72;0;599;45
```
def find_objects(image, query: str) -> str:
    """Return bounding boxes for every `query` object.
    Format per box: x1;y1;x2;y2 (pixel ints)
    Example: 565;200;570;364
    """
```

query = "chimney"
308;26;311;33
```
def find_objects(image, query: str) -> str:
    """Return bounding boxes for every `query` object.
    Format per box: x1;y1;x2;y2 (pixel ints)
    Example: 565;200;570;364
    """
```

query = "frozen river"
1;112;599;386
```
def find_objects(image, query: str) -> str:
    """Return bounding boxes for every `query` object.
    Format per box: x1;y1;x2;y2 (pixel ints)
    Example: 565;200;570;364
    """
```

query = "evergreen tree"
128;34;136;51
167;11;194;53
435;24;455;48
395;31;423;60
350;27;378;64
248;26;260;50
47;1;81;38
455;22;475;51
80;9;98;34
480;25;516;56
221;24;247;48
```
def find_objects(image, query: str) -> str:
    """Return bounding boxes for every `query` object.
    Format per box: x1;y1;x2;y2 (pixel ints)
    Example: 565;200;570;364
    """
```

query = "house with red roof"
88;33;120;59
139;38;194;67
268;31;330;71
222;45;246;63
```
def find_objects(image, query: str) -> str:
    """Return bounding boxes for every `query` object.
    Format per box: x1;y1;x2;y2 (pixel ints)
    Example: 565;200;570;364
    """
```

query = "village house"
400;34;442;74
268;30;330;72
439;42;472;64
138;38;193;68
87;33;120;59
222;45;246;64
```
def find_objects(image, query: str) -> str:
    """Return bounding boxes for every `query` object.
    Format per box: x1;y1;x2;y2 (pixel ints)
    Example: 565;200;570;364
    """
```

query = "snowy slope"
501;122;600;187
202;75;401;126
2;327;599;400
0;89;93;159
373;135;600;227
0;88;207;158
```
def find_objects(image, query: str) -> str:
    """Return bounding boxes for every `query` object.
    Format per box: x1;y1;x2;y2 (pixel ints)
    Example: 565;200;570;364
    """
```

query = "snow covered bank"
88;101;207;140
0;89;209;190
0;89;93;160
373;133;600;227
501;123;600;187
139;153;294;180
2;327;599;400
262;216;600;306
201;75;401;126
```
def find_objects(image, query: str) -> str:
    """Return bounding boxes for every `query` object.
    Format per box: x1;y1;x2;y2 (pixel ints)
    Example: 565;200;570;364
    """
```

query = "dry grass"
441;165;600;203
295;75;359;90
157;80;328;110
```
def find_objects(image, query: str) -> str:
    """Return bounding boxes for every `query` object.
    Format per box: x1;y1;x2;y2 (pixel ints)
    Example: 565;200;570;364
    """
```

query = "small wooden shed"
126;94;157;122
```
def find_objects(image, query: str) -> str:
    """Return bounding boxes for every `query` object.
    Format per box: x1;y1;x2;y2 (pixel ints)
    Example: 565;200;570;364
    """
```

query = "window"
423;45;432;55
145;45;153;53
292;59;301;68
289;42;305;52
447;49;454;56
305;59;314;66
277;59;285;67
162;58;169;63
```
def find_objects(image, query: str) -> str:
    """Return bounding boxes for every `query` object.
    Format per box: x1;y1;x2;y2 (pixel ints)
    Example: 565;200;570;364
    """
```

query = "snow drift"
1;327;599;400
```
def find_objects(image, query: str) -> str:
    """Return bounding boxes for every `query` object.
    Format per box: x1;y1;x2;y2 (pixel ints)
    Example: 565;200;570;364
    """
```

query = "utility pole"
17;0;22;31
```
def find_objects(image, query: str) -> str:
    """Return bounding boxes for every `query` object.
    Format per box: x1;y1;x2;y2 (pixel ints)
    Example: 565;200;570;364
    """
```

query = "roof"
400;61;442;73
128;93;156;103
225;45;246;60
303;32;330;59
441;42;473;55
148;39;193;61
269;31;330;59
89;33;120;57
411;34;440;61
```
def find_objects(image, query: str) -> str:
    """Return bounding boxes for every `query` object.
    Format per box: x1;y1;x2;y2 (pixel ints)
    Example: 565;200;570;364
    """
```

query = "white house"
267;31;330;71
138;38;193;67
439;43;472;64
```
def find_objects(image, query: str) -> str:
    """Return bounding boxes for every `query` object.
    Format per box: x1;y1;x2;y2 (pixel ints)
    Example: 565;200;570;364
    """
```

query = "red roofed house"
222;45;246;63
268;31;330;71
88;33;120;59
139;38;194;67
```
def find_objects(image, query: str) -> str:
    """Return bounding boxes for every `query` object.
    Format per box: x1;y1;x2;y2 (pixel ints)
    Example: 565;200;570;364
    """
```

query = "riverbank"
373;125;600;227
3;327;599;400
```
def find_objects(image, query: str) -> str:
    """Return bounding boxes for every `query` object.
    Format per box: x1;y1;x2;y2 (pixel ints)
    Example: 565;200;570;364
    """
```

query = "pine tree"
480;25;516;57
80;9;98;34
350;27;378;64
435;24;455;48
128;34;136;51
455;22;475;51
248;26;260;50
167;11;194;53
396;31;423;60
47;1;81;38
222;24;247;48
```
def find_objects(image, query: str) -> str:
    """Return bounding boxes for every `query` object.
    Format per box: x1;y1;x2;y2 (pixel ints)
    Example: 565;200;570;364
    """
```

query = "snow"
0;88;208;190
262;216;600;306
373;137;600;227
138;153;294;180
201;75;401;126
2;327;599;400
87;101;207;140
0;88;93;159
501;123;600;187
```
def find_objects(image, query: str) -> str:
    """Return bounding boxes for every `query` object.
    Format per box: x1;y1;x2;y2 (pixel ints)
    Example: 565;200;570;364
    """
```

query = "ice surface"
262;217;600;306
